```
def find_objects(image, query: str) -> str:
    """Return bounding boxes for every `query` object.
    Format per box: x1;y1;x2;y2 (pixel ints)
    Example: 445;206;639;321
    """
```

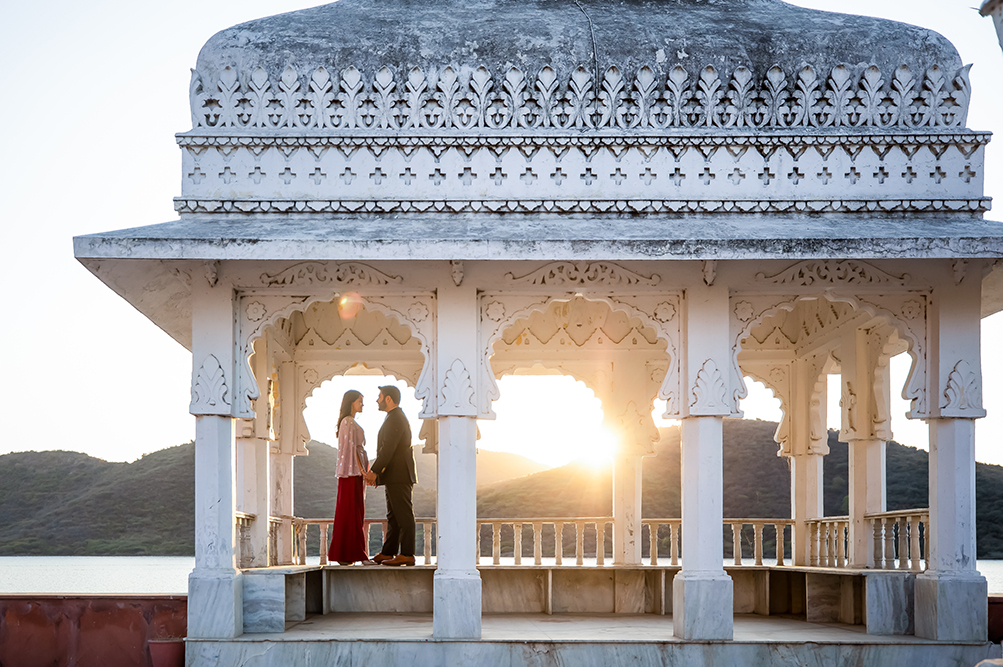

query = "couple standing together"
328;385;417;567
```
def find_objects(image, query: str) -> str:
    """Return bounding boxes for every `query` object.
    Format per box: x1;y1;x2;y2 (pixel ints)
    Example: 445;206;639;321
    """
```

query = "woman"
328;389;370;564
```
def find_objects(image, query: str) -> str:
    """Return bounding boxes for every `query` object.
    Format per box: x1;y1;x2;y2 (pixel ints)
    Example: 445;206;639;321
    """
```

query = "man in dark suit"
362;385;417;566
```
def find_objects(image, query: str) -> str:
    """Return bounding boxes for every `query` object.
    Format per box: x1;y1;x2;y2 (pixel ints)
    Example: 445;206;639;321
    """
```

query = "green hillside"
2;421;1003;557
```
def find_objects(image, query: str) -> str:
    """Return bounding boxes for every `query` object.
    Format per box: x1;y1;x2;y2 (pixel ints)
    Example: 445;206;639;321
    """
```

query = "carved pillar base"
672;572;734;640
613;453;643;565
915;572;987;641
187;569;243;638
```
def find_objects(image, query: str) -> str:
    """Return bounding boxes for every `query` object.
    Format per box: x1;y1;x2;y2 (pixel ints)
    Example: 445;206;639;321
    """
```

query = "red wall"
0;596;186;667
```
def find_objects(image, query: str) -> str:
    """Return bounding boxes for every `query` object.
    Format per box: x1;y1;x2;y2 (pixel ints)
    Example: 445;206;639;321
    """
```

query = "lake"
2;557;1003;595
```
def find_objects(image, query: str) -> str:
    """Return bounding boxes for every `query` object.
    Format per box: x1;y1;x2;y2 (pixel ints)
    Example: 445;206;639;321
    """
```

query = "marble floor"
234;613;970;645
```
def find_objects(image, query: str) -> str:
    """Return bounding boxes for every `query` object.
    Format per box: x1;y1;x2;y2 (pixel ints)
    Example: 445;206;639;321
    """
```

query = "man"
363;385;417;566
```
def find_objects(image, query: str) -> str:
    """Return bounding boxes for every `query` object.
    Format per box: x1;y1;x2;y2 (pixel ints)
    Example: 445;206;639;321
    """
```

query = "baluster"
918;511;926;569
533;523;543;565
909;516;922;571
871;519;883;569
576;522;585;566
649;523;659;566
424;522;433;565
555;522;564;566
514;523;523;565
670;523;679;566
776;523;785;566
319;523;329;565
732;523;742;566
808;522;818;566
896;518;907;570
298;524;307;566
883;518;895;569
596;522;605;566
492;523;501;565
754;522;764;566
834;521;842;565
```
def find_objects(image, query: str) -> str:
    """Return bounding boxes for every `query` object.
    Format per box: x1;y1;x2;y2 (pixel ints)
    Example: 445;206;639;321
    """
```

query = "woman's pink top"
336;416;368;478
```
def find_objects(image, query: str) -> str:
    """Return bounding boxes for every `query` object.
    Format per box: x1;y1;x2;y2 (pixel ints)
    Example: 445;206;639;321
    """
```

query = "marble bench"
242;565;327;633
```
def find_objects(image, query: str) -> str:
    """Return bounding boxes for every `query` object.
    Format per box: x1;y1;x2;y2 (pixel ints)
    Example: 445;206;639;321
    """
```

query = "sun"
574;425;617;469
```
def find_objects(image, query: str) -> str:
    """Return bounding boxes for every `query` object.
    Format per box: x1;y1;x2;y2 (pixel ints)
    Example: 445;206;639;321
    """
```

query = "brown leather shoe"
372;553;394;564
380;554;415;567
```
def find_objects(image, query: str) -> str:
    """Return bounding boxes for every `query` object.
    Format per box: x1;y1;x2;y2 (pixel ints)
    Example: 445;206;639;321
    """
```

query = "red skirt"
328;475;368;563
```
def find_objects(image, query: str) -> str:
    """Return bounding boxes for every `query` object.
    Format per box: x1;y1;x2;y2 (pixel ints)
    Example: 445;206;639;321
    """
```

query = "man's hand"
363;470;377;486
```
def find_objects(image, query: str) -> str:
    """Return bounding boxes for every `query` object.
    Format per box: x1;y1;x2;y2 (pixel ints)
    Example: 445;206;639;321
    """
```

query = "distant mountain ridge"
3;420;1003;557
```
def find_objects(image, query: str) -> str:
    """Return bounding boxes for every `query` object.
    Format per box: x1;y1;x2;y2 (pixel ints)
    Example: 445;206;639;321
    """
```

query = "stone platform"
186;612;1001;666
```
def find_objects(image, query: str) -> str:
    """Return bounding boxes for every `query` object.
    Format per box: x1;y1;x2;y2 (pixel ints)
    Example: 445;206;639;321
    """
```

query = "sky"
0;0;1001;469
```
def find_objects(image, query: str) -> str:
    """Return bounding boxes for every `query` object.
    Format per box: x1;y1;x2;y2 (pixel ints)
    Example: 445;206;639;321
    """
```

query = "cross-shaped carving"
491;167;507;186
610;168;627;185
581;168;597;186
640;167;657;186
249;166;265;185
902;166;917;184
727;168;745;185
219;167;236;184
459;167;476;186
551;168;567;186
873;166;889;184
370;168;386;185
758;168;775;186
787;167;804;185
931;167;946;184
817;168;832;185
309;167;326;185
699;167;715;185
340;168;355;185
959;165;977;184
669;167;685;186
279;167;295;185
188;167;206;184
520;168;538;185
845;167;861;185
429;168;446;185
400;168;415;185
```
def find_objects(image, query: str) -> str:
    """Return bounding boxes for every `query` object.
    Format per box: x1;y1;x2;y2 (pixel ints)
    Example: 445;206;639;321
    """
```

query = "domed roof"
196;0;961;83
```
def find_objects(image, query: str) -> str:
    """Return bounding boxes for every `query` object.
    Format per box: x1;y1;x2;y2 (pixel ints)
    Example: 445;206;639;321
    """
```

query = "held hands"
362;469;377;486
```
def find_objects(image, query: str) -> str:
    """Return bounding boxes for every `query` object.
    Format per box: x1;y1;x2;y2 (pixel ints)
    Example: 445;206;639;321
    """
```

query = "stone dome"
196;0;961;84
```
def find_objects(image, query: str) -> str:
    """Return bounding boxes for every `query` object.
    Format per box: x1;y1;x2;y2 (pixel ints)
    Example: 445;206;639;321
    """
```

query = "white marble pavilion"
74;1;1003;664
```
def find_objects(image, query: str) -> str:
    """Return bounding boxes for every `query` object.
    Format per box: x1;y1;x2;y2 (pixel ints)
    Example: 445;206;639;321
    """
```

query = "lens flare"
338;292;362;319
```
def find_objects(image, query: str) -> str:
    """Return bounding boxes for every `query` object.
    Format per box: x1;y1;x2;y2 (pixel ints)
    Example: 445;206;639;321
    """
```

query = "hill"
2;421;1003;557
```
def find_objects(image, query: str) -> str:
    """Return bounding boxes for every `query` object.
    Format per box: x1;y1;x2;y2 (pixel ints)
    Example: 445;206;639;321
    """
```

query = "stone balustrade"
865;509;929;571
241;513;925;570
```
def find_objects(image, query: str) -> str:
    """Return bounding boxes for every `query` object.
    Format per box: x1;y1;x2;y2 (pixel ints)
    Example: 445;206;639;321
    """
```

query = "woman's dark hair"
337;390;363;436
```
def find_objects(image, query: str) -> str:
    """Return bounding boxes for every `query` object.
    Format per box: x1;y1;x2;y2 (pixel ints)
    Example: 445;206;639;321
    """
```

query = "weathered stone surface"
197;0;961;84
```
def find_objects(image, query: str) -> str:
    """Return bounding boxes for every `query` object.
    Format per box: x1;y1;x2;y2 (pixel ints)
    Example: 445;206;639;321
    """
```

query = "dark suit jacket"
371;407;416;486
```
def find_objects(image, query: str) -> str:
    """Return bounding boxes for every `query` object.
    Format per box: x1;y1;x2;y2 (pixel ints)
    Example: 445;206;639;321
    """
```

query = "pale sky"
0;1;1001;468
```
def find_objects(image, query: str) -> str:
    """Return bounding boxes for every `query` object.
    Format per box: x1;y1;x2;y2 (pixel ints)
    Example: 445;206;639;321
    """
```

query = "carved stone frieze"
260;261;403;287
504;261;660;287
690;359;731;415
189;62;971;132
191;354;230;415
756;260;910;287
440;359;476;416
941;359;986;417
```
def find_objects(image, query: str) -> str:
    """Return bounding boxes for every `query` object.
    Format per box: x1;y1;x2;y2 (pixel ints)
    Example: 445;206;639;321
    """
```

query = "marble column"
613;453;643;565
674;416;733;639
673;280;733;640
187;273;242;639
790;453;823;566
915;267;987;641
434;416;481;638
432;272;482;639
789;357;827;566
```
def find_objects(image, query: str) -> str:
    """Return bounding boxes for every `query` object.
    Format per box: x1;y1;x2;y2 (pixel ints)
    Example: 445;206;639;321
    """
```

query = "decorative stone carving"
189;62;972;131
702;260;717;287
484;301;506;323
450;260;464;287
653;302;677;323
440;359;476;415
245;301;267;322
504;261;660;287
259;261;403;287
690;359;730;414
191;354;230;414
756;260;910;287
942;360;985;416
734;301;754;323
204;260;220;287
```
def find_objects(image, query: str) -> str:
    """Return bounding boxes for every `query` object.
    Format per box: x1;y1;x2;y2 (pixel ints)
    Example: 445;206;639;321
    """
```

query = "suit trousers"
380;483;415;557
